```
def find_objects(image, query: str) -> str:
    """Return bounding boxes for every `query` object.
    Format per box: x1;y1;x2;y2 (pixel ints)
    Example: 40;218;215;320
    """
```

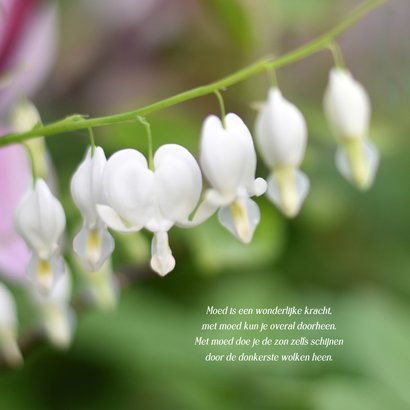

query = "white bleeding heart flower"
198;113;266;243
255;88;309;218
71;146;114;271
323;68;379;190
0;282;22;367
14;179;66;293
31;267;75;349
97;144;202;276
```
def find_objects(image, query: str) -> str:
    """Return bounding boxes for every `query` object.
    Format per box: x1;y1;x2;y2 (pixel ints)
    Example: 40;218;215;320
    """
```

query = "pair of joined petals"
98;144;202;233
97;144;202;276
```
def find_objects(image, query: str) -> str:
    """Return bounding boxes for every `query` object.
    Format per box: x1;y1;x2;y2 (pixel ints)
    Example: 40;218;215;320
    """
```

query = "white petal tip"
336;140;379;190
150;256;176;277
97;205;139;233
267;169;309;218
253;177;267;197
150;232;176;276
218;198;260;244
73;227;115;272
28;256;66;295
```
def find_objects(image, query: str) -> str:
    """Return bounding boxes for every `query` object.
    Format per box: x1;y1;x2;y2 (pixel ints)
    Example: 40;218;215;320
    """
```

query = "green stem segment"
214;90;226;127
138;116;154;170
327;42;346;69
0;0;384;148
23;143;37;187
88;127;96;156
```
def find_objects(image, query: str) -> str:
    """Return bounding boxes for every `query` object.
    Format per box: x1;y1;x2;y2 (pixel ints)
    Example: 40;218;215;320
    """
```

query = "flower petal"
200;114;256;196
30;266;75;348
266;168;309;218
218;197;260;244
27;253;66;294
14;179;65;259
248;177;267;197
150;231;175;276
177;190;220;227
96;204;141;232
225;113;258;190
71;146;107;227
255;88;307;169
0;143;31;281
323;68;370;139
154;144;202;225
73;226;115;272
103;149;154;228
336;139;379;190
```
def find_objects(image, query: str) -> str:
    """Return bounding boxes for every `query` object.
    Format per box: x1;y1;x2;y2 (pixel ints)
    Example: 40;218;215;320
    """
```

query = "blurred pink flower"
0;0;58;282
0;128;31;281
0;0;58;117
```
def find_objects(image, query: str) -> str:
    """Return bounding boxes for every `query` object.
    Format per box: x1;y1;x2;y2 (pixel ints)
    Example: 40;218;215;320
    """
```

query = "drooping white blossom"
255;88;309;218
71;146;114;271
14;179;66;293
97;144;202;276
197;113;266;243
323;68;379;190
0;282;22;366
31;267;75;349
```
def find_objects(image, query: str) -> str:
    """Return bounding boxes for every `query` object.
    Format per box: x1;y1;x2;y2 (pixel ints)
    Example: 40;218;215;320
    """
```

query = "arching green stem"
0;0;385;148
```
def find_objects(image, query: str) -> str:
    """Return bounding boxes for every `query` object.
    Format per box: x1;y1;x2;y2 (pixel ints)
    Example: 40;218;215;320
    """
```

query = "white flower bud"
198;113;266;243
14;179;66;293
255;88;309;218
0;283;22;367
323;68;379;190
324;69;370;140
71;146;114;271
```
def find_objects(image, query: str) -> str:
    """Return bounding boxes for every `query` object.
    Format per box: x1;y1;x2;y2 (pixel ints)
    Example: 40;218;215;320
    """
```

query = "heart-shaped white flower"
255;88;309;218
14;179;66;293
324;68;379;190
196;113;266;243
97;144;202;276
71;146;114;271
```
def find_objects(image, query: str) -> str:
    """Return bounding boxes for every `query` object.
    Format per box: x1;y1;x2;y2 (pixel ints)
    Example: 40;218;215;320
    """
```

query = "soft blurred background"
1;0;410;409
